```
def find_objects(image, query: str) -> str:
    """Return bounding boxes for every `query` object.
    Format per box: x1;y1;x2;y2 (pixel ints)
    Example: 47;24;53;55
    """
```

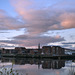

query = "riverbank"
1;54;75;59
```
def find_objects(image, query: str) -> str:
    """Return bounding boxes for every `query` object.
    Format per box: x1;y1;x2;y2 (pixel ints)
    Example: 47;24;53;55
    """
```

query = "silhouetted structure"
42;46;65;56
15;47;26;54
0;45;65;56
42;46;52;55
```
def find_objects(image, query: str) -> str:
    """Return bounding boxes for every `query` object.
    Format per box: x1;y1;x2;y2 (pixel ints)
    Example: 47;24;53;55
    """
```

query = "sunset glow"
0;0;75;49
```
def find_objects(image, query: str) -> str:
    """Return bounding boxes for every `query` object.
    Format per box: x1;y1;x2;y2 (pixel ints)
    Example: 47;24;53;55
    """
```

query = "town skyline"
0;0;75;49
0;44;74;51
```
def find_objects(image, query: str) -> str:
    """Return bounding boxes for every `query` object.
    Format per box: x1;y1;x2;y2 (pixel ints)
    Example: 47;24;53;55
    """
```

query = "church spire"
38;43;40;50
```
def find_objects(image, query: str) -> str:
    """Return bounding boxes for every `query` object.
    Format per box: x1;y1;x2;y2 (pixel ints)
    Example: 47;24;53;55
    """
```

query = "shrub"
0;65;23;75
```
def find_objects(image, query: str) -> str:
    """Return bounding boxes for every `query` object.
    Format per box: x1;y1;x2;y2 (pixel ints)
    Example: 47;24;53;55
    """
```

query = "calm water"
0;58;75;75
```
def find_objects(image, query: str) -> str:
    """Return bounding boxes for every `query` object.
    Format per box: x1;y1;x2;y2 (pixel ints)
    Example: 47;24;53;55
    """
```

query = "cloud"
0;0;75;48
0;35;65;48
62;44;72;48
0;9;7;17
59;13;75;29
61;44;75;50
62;42;75;44
13;34;65;47
0;40;21;45
0;9;25;30
0;32;9;33
0;0;75;33
0;43;15;48
61;41;75;49
9;0;75;35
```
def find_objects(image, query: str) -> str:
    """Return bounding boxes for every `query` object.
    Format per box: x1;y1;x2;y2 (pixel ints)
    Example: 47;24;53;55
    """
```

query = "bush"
68;66;75;75
0;65;23;75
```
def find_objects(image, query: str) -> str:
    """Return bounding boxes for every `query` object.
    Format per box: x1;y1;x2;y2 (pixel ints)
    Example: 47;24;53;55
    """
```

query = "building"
42;46;52;55
1;48;16;54
1;45;65;56
52;46;65;55
26;44;42;55
15;47;26;54
0;48;2;58
42;46;65;56
0;48;2;54
61;48;65;55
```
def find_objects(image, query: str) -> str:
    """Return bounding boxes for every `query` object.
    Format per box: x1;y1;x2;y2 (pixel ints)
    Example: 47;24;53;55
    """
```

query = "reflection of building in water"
1;57;15;63
72;60;75;62
1;58;41;65
42;60;65;69
1;58;65;69
15;59;26;65
42;61;52;69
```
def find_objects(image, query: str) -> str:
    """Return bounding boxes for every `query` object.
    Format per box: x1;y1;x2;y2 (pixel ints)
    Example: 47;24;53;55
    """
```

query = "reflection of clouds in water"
72;63;75;66
12;64;67;75
65;62;75;67
0;59;75;75
13;64;40;70
16;69;53;75
0;62;12;67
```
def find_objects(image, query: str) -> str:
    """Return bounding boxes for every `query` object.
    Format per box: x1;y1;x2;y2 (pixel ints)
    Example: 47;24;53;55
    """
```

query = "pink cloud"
0;0;75;34
59;13;75;29
9;0;75;36
0;0;75;48
0;34;65;48
0;10;24;30
12;34;65;47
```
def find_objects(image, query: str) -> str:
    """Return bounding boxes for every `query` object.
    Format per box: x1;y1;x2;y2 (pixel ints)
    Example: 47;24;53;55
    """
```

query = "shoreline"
1;54;75;59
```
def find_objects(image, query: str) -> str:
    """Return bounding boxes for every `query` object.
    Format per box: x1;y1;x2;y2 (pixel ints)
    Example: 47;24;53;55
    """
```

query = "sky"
0;0;75;49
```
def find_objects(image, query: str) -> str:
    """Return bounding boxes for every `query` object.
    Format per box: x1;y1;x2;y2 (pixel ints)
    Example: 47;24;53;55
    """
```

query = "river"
0;58;75;75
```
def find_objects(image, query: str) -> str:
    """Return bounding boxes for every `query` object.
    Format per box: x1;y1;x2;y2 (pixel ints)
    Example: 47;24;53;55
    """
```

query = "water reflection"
1;57;65;69
42;60;65;69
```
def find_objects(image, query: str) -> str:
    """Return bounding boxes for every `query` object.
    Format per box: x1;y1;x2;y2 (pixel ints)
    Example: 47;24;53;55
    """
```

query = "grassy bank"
0;65;22;75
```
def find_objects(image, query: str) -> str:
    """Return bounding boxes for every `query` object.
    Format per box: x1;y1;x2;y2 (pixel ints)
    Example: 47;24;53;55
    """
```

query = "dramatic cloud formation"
0;35;65;47
59;13;75;29
0;0;75;33
10;0;75;35
0;0;75;48
0;9;24;30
